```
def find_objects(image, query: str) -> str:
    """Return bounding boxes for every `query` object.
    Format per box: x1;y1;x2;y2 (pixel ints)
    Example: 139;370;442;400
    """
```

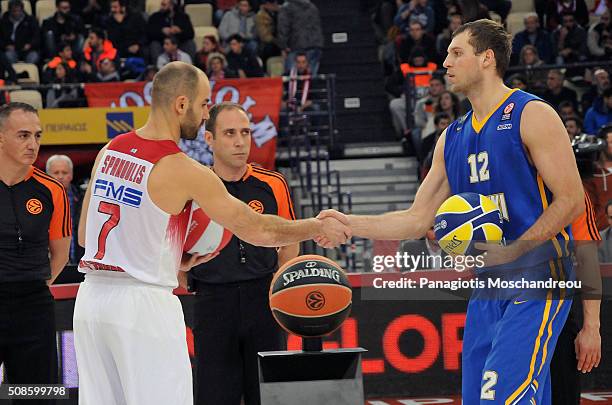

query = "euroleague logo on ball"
306;290;325;311
248;200;264;213
26;198;43;214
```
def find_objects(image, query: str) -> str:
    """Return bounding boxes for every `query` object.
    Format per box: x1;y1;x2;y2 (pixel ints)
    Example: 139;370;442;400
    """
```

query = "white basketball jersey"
79;131;191;287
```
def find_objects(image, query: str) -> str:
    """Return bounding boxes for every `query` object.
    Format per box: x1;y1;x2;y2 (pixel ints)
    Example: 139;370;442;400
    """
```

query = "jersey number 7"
94;201;121;260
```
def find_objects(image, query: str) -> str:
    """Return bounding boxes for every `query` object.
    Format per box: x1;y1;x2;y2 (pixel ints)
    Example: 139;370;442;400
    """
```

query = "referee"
0;103;71;403
186;102;298;405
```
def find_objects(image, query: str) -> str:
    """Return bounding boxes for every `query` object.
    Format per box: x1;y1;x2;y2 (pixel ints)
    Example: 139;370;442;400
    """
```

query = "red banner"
84;78;283;169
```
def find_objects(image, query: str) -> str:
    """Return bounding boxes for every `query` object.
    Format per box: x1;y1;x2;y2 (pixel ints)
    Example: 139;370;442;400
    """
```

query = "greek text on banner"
40;107;150;145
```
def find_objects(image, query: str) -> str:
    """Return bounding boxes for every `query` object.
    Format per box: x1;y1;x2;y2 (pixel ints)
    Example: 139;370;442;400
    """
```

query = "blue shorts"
462;258;573;404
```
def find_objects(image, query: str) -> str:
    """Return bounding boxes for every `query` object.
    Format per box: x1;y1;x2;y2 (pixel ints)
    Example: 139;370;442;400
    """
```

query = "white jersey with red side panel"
79;131;191;288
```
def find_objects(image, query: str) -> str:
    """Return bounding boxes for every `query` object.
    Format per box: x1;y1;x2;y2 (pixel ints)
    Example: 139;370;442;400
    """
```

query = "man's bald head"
151;62;207;110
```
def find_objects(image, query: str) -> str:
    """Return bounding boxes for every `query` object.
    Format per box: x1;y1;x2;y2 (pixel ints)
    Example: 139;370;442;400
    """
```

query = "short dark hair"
228;33;244;43
207;102;248;138
558;100;575;110
89;27;105;40
164;35;179;46
0;102;38;130
564;116;583;129
55;0;69;7
8;0;24;11
452;19;512;78
58;41;71;52
434;112;451;126
430;75;446;85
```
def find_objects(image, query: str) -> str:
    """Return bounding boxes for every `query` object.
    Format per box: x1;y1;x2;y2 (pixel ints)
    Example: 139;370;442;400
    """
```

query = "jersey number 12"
468;152;490;183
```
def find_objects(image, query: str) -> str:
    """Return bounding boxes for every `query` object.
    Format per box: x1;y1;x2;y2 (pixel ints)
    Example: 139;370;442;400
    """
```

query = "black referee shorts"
192;274;286;405
0;280;58;405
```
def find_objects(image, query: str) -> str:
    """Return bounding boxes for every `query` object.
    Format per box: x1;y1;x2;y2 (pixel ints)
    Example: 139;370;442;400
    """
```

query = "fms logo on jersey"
94;179;143;207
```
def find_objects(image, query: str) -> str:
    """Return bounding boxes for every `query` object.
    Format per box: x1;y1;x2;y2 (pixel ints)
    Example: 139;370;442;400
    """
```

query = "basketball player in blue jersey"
317;19;585;404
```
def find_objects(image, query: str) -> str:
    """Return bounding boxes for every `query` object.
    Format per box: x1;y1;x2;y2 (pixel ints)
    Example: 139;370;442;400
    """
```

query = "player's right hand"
179;252;219;272
315;210;351;248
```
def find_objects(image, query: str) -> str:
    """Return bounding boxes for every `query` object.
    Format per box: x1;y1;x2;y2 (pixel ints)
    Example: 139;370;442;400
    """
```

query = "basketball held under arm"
348;130;451;240
516;101;585;250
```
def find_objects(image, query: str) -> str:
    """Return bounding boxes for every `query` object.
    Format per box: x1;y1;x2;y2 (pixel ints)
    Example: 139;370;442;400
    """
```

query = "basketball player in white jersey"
73;61;350;405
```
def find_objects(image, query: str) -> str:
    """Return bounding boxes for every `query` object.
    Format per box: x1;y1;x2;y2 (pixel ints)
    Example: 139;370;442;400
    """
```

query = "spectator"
544;0;588;31
0;50;17;84
434;90;461;122
389;74;445;149
207;52;233;81
41;0;85;59
213;0;239;25
278;0;324;75
598;201;612;262
541;69;578;112
286;52;323;116
399;47;437;98
436;12;462;64
195;35;222;72
43;42;77;82
553;12;588;73
45;63;80;107
398;21;436;64
104;0;147;59
459;0;490;23
75;0;108;26
518;45;548;93
372;0;397;44
157;35;192;69
46;155;84;264
588;8;611;61
584;88;612;136
80;27;117;81
394;0;435;34
480;0;511;22
139;65;158;81
421;111;452;177
511;13;554;64
225;33;264;78
146;0;195;64
582;69;610;114
559;100;579;120
95;57;120;81
219;0;257;54
0;0;40;64
255;0;282;64
565;116;585;139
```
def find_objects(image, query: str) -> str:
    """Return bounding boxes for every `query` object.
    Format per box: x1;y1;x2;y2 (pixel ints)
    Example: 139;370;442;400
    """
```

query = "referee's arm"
272;171;299;265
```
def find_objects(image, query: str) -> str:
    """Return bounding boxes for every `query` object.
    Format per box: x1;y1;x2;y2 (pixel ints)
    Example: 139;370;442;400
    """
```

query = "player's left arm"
517;101;585;247
477;101;584;263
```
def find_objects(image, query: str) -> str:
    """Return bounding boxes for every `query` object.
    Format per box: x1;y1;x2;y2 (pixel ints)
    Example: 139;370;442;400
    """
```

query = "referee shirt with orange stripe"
190;164;296;284
572;192;601;243
0;166;71;282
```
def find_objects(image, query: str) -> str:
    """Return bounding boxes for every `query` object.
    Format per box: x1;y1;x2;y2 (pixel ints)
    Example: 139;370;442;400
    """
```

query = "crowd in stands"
0;0;324;107
373;0;611;229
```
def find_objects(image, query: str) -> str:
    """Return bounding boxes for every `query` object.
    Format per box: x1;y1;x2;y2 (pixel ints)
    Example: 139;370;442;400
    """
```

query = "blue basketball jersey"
444;89;571;264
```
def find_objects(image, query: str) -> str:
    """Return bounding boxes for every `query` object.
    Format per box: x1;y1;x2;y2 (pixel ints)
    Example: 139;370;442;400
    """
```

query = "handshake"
313;209;352;248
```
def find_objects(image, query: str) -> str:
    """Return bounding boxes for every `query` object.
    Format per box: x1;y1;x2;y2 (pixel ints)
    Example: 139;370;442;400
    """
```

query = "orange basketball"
269;255;352;337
